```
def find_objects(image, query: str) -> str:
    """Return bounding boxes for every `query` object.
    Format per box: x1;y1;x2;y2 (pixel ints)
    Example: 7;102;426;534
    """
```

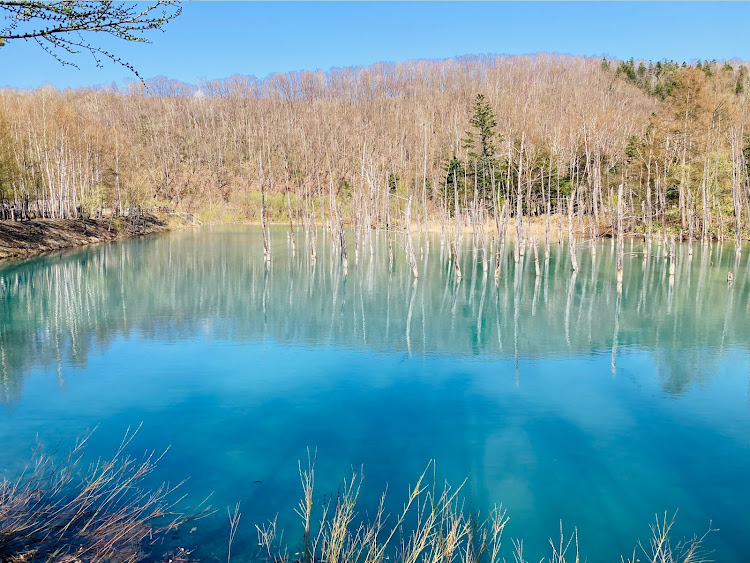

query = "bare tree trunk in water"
495;202;506;280
422;122;429;250
258;153;270;266
568;189;578;272
730;128;743;253
338;202;348;275
545;200;551;259
386;192;394;269
452;240;462;281
405;196;419;279
616;183;624;288
285;159;296;255
669;236;676;278
516;133;525;256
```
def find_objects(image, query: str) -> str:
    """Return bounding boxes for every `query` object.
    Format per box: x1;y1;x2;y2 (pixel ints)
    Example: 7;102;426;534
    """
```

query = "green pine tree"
462;94;501;205
464;94;497;161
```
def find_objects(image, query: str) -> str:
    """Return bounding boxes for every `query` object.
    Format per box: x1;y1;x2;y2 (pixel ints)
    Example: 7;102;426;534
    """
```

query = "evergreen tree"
736;66;747;95
462;93;500;205
465;94;497;161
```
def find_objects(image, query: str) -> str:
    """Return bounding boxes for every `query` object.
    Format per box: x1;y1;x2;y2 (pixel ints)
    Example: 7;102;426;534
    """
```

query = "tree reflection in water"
0;226;748;404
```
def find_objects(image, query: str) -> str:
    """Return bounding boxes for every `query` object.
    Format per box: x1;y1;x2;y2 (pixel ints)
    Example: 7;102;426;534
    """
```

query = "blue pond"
0;226;749;561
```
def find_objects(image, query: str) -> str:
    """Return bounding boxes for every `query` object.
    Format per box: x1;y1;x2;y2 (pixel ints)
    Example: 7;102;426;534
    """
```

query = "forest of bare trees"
1;54;749;248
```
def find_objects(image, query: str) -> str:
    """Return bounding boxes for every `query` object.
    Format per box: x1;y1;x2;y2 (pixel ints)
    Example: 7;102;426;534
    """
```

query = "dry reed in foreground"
0;426;210;563
246;452;715;563
0;436;716;563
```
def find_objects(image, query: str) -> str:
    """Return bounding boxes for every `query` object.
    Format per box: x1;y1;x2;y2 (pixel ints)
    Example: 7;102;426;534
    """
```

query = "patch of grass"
195;201;247;224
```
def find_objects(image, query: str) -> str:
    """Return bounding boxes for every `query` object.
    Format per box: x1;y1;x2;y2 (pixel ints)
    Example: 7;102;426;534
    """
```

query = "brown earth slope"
0;214;178;261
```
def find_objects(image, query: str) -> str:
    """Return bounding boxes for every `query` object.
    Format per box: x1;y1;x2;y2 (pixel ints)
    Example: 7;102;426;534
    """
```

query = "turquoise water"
1;226;749;561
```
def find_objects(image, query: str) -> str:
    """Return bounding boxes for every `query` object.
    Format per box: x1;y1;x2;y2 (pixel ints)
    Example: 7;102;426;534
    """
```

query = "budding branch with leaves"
0;0;181;79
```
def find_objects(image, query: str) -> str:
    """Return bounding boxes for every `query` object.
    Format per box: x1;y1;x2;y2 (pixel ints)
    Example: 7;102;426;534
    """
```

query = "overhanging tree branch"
0;1;181;79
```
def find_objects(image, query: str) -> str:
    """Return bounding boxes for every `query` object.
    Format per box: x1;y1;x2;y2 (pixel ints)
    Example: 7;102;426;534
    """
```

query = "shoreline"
0;213;192;263
2;213;742;264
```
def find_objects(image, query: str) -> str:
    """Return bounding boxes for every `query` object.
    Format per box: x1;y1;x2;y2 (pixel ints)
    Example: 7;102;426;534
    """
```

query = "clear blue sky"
2;1;749;90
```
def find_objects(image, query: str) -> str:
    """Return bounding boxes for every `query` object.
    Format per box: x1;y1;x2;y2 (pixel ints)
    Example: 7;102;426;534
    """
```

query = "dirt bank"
0;213;189;261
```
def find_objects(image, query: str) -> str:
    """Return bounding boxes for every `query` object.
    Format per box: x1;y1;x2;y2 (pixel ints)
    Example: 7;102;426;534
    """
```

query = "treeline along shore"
1;54;750;251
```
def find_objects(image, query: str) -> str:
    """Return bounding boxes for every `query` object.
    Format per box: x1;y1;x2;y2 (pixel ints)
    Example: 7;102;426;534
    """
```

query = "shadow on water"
0;226;749;561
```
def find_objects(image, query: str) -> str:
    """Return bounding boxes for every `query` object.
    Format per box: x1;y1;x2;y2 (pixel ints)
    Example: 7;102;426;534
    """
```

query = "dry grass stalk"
250;463;713;563
622;511;715;563
254;461;513;563
227;502;241;563
0;426;210;563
